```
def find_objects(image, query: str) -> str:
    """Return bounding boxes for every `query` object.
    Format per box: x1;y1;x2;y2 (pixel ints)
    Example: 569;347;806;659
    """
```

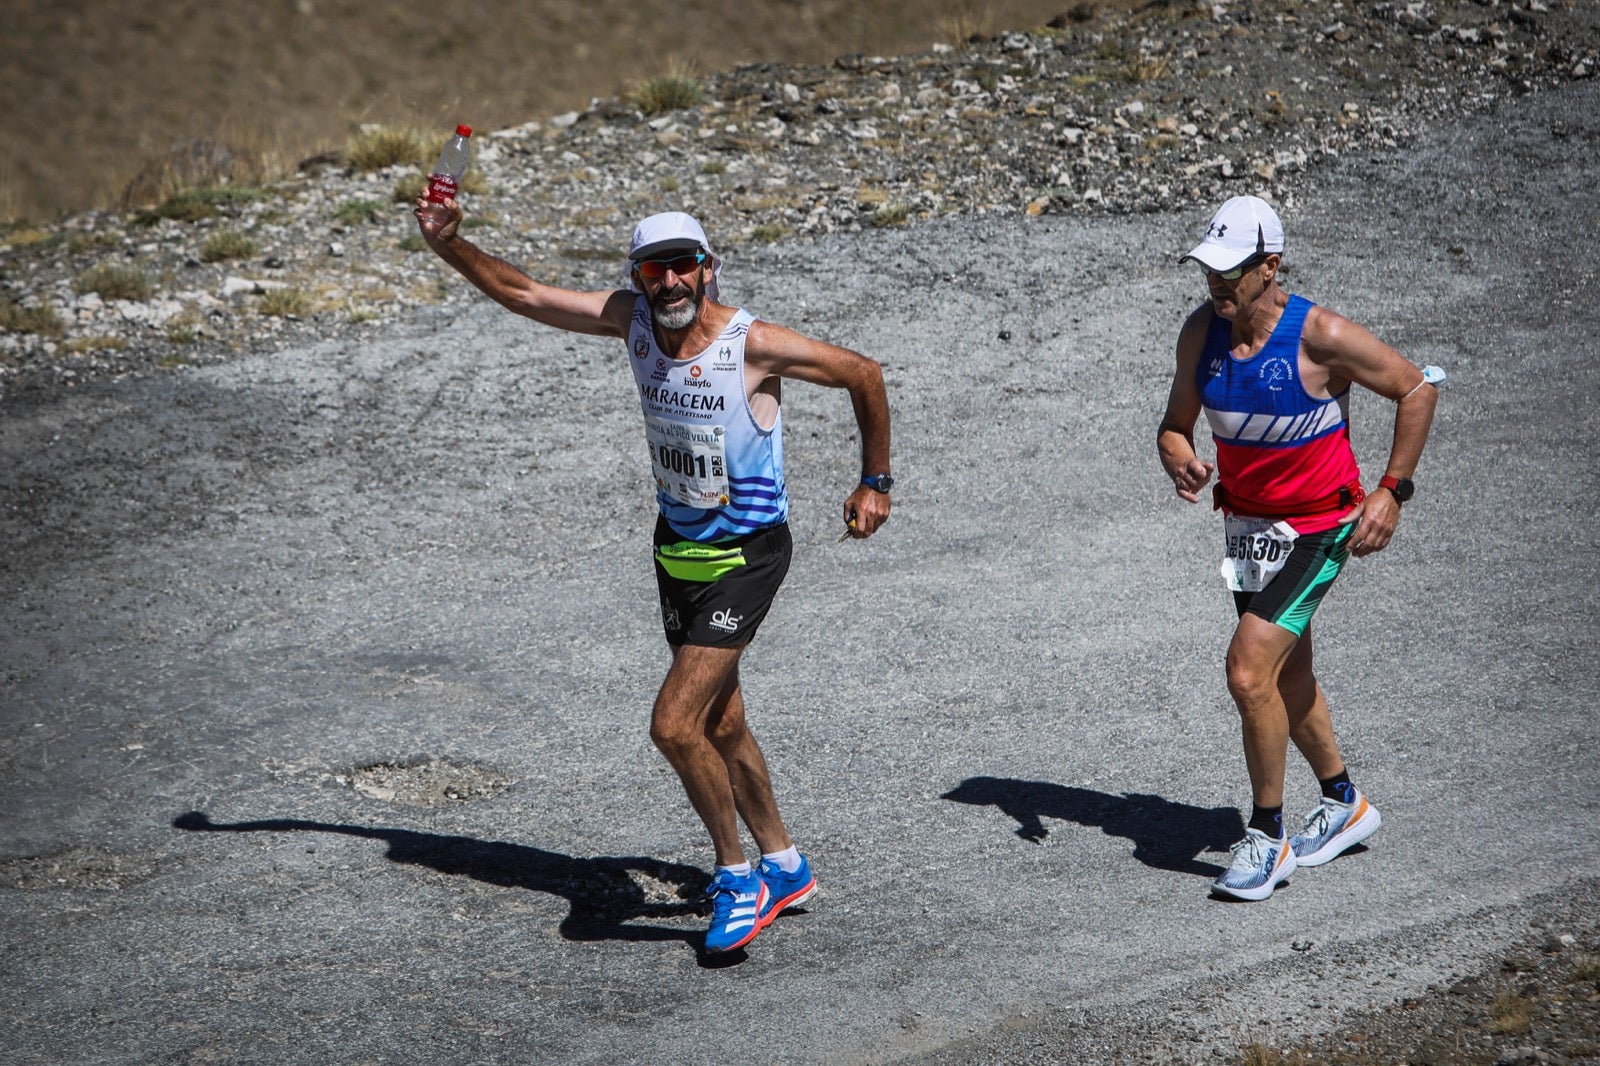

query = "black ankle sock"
1249;804;1284;839
1319;769;1356;804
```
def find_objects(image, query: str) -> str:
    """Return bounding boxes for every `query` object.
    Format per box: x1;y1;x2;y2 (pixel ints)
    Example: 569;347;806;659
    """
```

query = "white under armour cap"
624;211;722;299
1179;195;1285;272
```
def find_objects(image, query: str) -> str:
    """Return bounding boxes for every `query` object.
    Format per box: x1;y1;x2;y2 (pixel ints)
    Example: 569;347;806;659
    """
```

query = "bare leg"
649;643;793;866
1281;624;1346;781
704;663;795;857
1225;613;1302;810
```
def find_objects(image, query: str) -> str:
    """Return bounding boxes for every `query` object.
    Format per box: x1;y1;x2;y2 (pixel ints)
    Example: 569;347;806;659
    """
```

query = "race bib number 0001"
644;416;730;509
1219;515;1299;593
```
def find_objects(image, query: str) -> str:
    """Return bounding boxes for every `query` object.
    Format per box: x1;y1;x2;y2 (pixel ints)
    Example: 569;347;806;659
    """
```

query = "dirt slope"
1;0;1121;221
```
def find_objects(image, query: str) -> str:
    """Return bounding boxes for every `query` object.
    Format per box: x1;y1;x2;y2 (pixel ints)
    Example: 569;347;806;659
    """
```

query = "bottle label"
426;173;460;203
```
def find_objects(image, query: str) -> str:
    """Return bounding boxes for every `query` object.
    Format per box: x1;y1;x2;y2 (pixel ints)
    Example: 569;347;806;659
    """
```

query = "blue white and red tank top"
627;301;788;542
1197;295;1361;534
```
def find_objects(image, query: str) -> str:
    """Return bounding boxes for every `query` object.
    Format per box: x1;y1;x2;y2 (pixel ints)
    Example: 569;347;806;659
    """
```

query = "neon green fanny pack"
654;540;748;582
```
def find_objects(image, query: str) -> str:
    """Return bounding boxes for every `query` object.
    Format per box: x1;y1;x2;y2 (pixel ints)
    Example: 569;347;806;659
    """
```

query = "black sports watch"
1379;474;1414;504
861;474;895;493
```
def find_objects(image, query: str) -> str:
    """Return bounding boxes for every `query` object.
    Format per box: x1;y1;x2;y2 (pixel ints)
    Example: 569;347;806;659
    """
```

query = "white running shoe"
1211;828;1297;901
1291;790;1382;867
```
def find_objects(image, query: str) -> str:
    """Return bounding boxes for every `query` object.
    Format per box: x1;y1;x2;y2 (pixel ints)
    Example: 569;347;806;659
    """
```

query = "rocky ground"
3;1;1598;1062
2;0;1596;404
908;879;1600;1065
1229;889;1600;1066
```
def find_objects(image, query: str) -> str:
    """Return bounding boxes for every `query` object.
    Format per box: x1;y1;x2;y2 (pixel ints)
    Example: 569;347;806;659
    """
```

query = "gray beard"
653;294;700;331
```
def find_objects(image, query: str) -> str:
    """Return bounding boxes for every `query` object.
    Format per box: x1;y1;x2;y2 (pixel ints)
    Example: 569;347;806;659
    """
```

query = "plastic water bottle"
425;124;473;204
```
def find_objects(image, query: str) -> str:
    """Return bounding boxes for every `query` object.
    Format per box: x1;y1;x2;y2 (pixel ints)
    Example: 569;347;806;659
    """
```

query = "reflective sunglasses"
635;252;707;280
1204;252;1269;281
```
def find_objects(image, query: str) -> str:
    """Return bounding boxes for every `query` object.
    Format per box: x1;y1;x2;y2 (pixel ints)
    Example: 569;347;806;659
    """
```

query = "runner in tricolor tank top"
415;199;892;954
1157;196;1440;902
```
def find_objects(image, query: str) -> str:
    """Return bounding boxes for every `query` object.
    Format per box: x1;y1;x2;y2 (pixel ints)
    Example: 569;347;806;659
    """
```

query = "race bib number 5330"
1220;515;1299;593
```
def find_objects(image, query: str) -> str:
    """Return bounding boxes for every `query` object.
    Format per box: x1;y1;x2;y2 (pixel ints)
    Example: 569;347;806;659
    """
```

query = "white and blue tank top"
626;301;788;542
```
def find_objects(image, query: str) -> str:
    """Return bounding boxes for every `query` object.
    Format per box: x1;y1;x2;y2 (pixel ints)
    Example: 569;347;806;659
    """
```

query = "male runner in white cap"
416;198;892;952
1157;195;1440;901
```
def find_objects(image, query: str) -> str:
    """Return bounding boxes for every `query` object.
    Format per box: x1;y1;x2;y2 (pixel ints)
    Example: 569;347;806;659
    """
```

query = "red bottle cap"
455;124;472;137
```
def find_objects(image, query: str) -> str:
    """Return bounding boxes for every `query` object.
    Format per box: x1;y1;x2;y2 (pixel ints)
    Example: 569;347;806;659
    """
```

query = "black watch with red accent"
1379;474;1415;504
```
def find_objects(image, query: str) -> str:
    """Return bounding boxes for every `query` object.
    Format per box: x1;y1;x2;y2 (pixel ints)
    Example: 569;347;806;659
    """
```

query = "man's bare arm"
415;198;630;338
746;320;892;536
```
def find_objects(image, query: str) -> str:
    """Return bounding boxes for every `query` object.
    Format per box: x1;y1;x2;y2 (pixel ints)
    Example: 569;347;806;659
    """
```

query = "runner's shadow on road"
941;777;1242;878
173;811;707;946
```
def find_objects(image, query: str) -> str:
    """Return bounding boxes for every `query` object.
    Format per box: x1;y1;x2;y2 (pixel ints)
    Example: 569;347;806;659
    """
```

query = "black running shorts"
1232;524;1352;636
653;517;792;648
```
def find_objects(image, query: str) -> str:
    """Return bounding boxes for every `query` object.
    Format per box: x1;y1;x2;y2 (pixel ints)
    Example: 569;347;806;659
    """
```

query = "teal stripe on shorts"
1236;524;1352;637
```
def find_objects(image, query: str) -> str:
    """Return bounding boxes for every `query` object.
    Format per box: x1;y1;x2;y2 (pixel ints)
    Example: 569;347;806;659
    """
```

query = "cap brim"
1178;243;1254;272
630;238;704;262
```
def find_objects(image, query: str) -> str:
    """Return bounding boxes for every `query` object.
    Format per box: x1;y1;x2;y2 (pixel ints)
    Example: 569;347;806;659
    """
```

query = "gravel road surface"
3;75;1597;1066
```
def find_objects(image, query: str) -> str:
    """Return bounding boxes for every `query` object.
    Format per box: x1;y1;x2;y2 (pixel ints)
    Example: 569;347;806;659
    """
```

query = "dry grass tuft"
333;198;386;226
4;227;57;249
871;203;911;226
74;263;155;301
199;229;258;263
1490;991;1536;1035
62;335;126;353
1232;1039;1315;1066
133;185;269;226
346;126;430;173
118;136;284;213
631;60;704;116
0;298;64;336
938;0;998;44
258;286;313;317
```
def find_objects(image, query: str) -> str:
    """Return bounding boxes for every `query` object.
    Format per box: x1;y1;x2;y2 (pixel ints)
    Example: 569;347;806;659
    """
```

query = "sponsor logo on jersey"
634;337;650;360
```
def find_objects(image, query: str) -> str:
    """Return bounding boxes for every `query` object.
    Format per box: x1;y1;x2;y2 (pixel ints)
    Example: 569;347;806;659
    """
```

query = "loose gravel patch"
338;757;514;807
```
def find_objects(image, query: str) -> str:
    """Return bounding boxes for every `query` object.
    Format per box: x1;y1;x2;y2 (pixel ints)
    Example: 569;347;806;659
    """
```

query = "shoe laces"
1301;797;1340;836
1229;833;1267;867
706;872;753;915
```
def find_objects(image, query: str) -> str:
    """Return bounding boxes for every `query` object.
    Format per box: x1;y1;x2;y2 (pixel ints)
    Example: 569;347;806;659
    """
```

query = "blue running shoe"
703;868;769;954
756;854;817;927
1291;790;1381;867
1211;828;1296;901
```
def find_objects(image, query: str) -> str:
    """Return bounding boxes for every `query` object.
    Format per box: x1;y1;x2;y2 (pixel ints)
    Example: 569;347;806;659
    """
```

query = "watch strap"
1378;474;1414;503
861;474;894;493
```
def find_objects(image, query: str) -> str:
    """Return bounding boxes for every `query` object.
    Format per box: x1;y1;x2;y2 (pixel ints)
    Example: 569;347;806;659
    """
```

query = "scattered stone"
1;0;1595;403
